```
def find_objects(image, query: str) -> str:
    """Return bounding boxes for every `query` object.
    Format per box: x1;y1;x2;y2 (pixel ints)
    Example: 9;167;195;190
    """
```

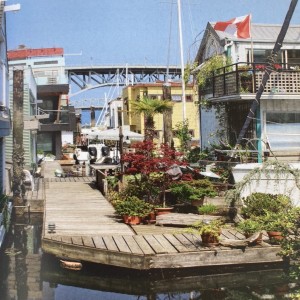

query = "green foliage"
119;175;161;204
114;196;153;217
236;218;262;236
174;119;191;153
241;193;292;218
195;55;225;91
258;210;298;233
170;179;217;204
0;194;10;229
188;219;223;239
197;204;218;215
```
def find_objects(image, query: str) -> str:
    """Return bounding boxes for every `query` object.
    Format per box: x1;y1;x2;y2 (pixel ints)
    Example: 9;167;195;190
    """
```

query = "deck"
41;173;283;270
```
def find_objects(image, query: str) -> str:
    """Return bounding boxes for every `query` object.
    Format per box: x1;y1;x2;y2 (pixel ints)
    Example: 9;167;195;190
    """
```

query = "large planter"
191;199;204;207
232;163;300;207
155;207;173;216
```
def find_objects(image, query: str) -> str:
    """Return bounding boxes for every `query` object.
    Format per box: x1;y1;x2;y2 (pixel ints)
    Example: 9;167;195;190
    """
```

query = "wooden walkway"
41;175;283;270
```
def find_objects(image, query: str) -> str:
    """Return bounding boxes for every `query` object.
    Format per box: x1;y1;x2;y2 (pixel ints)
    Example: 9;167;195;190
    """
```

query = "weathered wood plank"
51;235;62;242
133;235;155;255
153;235;178;253
163;234;191;252
103;236;119;251
123;235;144;255
221;228;240;240
143;235;167;254
92;236;107;250
174;234;199;251
149;246;283;269
82;236;95;248
61;236;72;244
72;236;83;246
113;236;131;253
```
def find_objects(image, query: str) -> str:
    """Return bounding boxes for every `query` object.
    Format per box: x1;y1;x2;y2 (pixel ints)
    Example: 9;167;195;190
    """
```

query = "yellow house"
122;82;200;147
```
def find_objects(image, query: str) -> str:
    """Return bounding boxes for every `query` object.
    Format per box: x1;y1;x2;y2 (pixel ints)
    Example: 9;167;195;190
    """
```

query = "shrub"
242;193;292;218
198;204;218;215
169;179;217;204
114;196;153;217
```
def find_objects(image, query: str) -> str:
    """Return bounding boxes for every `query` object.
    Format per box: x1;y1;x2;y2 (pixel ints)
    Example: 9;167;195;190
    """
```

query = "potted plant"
188;219;224;246
114;196;153;225
236;217;263;245
258;210;297;243
170;179;218;207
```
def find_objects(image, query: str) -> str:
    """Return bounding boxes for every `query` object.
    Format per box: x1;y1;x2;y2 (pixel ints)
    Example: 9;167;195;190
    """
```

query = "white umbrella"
82;128;144;141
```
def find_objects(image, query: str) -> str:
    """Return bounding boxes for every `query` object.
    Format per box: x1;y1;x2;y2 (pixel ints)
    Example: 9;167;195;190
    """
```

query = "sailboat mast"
177;0;186;120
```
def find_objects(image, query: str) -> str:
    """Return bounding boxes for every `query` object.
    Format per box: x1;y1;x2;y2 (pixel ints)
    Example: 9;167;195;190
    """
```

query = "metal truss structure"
67;65;182;92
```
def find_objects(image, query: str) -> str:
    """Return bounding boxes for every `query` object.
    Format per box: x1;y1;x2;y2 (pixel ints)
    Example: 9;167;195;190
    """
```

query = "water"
0;214;299;300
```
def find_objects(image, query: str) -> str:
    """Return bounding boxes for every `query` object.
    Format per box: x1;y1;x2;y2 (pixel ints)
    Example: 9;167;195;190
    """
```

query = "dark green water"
0;214;299;300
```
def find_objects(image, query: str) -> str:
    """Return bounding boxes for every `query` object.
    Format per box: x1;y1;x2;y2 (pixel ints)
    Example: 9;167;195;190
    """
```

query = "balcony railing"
205;62;300;98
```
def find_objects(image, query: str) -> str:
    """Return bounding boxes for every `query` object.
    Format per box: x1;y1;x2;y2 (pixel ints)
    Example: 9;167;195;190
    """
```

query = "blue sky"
6;0;300;67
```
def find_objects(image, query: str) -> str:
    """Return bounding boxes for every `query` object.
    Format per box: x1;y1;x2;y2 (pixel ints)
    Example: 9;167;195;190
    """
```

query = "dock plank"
153;235;178;253
143;235;167;254
61;236;72;244
82;236;95;248
163;233;193;252
113;236;131;253
174;234;199;251
133;235;155;255
72;236;83;246
103;236;119;251
92;236;107;250
123;235;143;255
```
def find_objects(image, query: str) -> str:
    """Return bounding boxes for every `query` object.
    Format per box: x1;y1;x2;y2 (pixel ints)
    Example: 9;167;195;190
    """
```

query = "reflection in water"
0;213;299;300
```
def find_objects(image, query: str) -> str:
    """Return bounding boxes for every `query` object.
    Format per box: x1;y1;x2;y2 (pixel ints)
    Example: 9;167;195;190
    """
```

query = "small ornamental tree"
122;140;186;207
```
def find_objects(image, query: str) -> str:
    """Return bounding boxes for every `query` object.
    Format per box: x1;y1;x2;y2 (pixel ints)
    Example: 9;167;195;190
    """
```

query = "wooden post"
90;106;95;127
12;69;26;215
162;83;173;147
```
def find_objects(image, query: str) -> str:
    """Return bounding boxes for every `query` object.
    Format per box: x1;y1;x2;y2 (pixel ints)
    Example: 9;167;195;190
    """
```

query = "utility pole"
12;69;26;215
177;0;186;120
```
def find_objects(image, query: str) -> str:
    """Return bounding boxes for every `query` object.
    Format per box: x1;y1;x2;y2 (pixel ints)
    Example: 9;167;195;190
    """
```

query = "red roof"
7;48;64;60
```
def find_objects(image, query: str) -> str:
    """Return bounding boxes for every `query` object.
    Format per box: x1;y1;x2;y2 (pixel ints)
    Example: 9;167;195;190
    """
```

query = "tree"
122;141;185;206
174;119;192;154
131;97;173;141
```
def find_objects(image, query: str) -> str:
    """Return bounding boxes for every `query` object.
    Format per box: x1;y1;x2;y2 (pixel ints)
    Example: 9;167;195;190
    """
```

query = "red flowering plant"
122;140;186;207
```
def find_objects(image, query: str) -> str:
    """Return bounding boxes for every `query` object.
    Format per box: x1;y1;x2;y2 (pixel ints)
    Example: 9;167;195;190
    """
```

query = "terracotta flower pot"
155;207;173;216
127;216;142;225
267;231;283;242
143;212;156;224
201;233;219;246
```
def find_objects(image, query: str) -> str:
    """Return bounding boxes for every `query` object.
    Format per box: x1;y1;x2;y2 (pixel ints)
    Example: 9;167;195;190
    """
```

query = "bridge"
66;65;182;92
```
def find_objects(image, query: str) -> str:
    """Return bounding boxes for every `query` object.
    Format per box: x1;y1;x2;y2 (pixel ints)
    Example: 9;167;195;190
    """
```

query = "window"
250;49;282;64
34;60;58;65
171;95;181;102
286;50;300;65
186;95;193;102
266;112;300;150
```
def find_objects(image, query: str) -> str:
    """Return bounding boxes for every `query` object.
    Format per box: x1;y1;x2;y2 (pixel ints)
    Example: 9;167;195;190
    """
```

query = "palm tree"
131;97;173;141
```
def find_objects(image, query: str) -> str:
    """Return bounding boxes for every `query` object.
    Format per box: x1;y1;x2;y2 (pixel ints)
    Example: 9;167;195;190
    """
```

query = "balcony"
205;62;300;100
39;106;76;132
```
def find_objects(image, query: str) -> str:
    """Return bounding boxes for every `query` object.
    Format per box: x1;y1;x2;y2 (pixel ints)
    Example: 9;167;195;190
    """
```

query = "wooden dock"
41;173;283;270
